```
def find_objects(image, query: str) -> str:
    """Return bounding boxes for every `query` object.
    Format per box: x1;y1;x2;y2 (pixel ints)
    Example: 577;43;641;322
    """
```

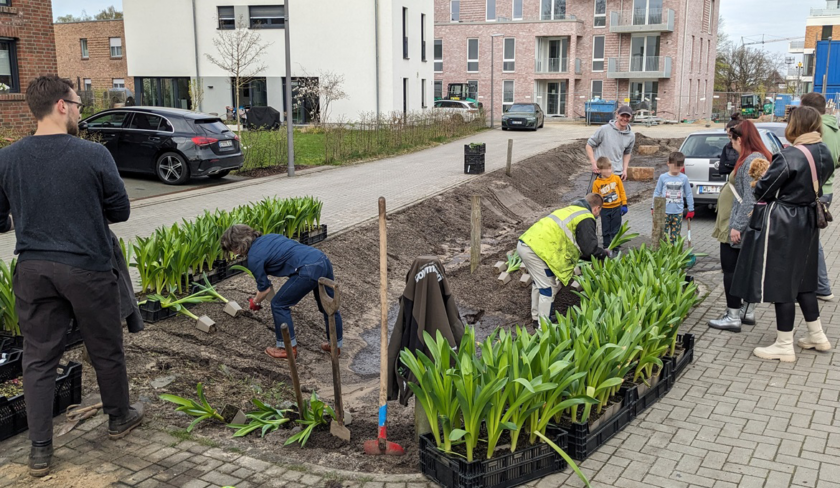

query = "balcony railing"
789;40;805;51
535;57;569;73
810;7;840;17
482;14;577;22
609;8;675;32
607;56;672;79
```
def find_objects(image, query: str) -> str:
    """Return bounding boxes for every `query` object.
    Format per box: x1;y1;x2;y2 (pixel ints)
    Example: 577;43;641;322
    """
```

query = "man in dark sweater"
0;76;142;477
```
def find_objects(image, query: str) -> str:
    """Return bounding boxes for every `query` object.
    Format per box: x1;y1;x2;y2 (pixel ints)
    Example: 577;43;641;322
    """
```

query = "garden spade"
317;277;351;442
364;197;405;456
280;324;305;417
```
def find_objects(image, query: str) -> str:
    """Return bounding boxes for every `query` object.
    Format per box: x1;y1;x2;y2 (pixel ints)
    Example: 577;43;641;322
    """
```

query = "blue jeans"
817;194;833;296
272;259;343;348
600;206;622;248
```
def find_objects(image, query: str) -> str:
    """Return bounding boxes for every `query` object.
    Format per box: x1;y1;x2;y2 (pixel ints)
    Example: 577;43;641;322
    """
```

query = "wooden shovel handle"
378;197;388;407
281;324;306;414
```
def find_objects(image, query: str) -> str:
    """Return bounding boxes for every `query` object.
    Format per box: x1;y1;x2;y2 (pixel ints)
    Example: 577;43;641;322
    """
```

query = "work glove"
685;211;695;220
621;205;628;216
248;297;262;311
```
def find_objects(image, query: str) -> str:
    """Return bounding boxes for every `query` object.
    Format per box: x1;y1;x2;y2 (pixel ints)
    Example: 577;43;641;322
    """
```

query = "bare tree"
205;16;272;133
189;78;205;113
294;70;349;126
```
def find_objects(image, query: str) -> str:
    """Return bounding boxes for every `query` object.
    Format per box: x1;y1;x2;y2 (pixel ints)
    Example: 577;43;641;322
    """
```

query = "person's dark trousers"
271;258;343;348
775;292;820;331
600;206;622;248
13;260;130;443
817;194;833;297
719;243;743;309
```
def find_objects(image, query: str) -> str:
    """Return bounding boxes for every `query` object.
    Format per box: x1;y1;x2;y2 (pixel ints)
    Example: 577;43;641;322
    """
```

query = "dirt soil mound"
68;134;685;475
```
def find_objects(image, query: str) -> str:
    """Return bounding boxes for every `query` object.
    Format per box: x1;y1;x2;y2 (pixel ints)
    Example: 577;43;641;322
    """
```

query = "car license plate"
512;121;522;125
219;140;233;148
699;185;721;194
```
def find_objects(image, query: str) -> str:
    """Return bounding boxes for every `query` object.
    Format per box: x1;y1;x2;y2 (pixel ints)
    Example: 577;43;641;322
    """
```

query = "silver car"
679;129;784;206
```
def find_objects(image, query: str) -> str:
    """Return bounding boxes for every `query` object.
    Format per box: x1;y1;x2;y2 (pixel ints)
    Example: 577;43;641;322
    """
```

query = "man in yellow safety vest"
517;193;612;326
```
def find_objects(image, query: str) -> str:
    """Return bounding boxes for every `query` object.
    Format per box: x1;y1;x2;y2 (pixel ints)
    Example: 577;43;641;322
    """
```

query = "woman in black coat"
732;106;835;362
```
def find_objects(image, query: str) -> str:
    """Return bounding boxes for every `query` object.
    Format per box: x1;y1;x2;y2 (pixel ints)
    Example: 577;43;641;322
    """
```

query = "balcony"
536;57;569;74
810;7;840;17
789;40;805;53
607;56;672;79
609;8;674;33
786;68;802;81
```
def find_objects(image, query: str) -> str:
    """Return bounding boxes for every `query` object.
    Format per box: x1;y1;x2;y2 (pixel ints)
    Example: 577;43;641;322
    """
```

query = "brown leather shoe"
266;346;297;359
320;343;341;356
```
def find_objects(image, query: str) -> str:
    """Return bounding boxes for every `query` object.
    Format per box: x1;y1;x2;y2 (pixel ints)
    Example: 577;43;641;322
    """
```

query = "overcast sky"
52;0;823;61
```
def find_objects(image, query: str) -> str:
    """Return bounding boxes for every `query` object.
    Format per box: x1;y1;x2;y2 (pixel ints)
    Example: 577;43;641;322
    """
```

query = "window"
630;35;660;71
403;8;409;59
434;80;443;99
632;0;663;25
689;36;694;72
0;40;19;93
823;25;833;41
594;0;606;27
403;78;408;115
592;36;605;71
541;0;567;20
249;5;285;29
467;38;479;72
422;79;427;108
136;77;193;109
83;78;92;91
707;39;711;72
129;113;164;131
468;81;478;101
503;38;515;72
80;39;89;59
109;37;122;58
487;0;496;21
512;0;523;20
503;80;514;110
699;40;703;73
421;14;426;61
0;0;9;6
591;80;603;99
629;80;658;113
84;111;129;128
695;80;700;115
218;6;235;29
434;40;443;72
113;78;125;89
451;0;460;22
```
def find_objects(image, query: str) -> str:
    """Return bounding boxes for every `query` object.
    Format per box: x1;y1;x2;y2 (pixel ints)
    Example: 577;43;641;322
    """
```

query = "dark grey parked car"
501;103;545;131
80;107;243;185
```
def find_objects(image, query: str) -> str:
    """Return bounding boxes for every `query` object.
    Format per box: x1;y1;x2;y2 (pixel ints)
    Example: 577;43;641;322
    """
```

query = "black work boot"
29;441;53;477
108;403;144;440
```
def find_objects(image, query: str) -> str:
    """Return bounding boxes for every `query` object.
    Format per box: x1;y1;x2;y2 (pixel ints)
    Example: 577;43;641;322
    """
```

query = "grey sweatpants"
517;241;562;324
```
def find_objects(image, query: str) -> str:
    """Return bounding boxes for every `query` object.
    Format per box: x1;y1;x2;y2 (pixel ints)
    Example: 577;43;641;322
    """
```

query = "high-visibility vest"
519;205;595;285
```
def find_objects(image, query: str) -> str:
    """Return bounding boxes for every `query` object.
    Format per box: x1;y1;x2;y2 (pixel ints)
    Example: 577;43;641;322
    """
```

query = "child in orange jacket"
591;157;628;248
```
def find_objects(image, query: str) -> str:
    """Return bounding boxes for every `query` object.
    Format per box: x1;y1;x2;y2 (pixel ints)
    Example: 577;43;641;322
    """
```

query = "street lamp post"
284;0;295;176
823;36;832;96
490;33;503;129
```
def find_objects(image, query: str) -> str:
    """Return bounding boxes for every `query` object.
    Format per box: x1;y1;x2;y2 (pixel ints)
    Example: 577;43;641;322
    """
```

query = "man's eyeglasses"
62;99;83;109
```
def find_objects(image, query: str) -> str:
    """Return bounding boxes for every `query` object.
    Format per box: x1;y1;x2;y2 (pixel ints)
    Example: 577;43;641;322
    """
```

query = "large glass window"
594;0;606;27
592;36;605;71
402;7;409;59
135;77;193;109
434;80;443;99
110;37;122;58
434;40;443;72
487;0;496;21
541;0;567;20
630;35;661;72
0;40;19;93
823;25;833;41
218;6;235;29
467;39;479;72
421;14;426;61
513;0;523;20
632;0;663;25
249;5;285;29
503;80;514;110
80;39;89;58
591;80;603;99
503;38;515;72
451;0;460;22
630;81;659;113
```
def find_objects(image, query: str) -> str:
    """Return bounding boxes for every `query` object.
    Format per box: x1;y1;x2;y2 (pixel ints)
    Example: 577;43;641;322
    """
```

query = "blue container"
774;94;793;118
585;100;618;125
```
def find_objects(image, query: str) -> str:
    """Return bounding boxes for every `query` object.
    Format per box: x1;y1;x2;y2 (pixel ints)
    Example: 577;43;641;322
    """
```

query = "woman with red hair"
708;120;772;333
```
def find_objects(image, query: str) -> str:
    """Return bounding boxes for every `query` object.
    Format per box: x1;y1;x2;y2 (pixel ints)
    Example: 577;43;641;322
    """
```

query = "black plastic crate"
622;359;672;418
138;299;195;324
558;387;636;461
65;319;83;350
224;257;249;278
419;430;567;488
464;144;486;155
0;362;83;442
665;334;695;387
298;225;328;246
0;333;23;350
465;155;485;175
0;339;22;384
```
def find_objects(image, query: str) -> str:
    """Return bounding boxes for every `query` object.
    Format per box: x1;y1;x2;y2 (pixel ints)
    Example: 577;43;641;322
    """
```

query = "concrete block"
519;273;533;288
519;262;527;273
626;167;655;181
494;261;507;273
223;301;242;317
195;316;216;334
637;145;659;155
571;280;581;291
574;266;582;276
498;272;511;285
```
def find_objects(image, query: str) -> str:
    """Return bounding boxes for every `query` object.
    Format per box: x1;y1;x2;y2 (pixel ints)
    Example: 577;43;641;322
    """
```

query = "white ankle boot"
797;319;832;351
753;331;796;362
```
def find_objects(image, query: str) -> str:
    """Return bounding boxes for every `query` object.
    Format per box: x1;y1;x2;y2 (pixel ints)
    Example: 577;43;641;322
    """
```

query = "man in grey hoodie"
586;105;637;180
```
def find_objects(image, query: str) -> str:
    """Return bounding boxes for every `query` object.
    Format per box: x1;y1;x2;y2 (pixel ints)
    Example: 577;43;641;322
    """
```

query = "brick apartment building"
54;19;133;96
434;0;719;122
0;0;58;132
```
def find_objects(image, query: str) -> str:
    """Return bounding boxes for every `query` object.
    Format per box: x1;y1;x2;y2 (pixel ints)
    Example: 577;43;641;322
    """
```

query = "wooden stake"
471;195;482;274
506;139;513;177
652;196;666;250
